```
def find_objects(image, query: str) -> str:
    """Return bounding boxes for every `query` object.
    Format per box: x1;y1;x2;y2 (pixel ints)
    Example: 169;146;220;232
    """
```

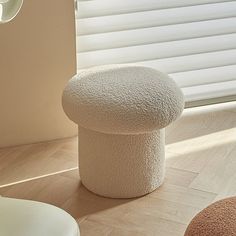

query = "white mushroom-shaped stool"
62;65;184;198
0;197;79;236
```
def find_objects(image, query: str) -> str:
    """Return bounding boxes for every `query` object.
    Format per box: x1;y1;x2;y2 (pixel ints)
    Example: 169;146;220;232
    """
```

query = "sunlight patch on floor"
166;127;236;158
0;167;78;188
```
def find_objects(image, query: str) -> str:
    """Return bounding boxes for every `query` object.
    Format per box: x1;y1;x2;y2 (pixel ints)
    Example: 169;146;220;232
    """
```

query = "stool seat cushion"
184;197;236;236
0;197;79;236
62;65;184;134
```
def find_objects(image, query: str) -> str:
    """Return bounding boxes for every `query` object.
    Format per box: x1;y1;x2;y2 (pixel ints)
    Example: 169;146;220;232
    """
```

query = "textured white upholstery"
79;127;165;198
0;197;79;236
62;65;184;198
63;65;184;134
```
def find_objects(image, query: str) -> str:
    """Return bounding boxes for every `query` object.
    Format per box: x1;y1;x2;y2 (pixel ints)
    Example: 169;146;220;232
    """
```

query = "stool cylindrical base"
79;127;165;198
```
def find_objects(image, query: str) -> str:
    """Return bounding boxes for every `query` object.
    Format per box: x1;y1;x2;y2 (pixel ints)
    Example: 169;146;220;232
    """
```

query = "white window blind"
76;0;236;107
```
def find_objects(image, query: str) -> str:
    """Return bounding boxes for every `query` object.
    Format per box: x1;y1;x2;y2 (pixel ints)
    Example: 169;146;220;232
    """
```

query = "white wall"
0;0;77;148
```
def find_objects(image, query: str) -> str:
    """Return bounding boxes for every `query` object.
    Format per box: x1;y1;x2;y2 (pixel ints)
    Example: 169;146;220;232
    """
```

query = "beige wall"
0;0;77;148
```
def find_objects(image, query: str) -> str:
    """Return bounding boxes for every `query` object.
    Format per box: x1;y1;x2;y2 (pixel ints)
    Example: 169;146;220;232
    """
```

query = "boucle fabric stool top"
62;64;184;198
62;64;184;135
184;197;236;236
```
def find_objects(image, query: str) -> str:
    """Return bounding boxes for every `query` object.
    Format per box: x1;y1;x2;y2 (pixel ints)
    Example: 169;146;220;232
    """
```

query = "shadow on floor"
0;171;135;220
62;180;136;219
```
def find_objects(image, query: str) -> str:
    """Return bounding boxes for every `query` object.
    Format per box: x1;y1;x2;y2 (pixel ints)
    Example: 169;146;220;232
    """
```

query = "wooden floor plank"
190;143;236;194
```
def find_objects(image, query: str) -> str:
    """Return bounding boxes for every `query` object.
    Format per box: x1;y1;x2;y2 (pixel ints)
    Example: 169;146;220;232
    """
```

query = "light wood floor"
0;102;236;236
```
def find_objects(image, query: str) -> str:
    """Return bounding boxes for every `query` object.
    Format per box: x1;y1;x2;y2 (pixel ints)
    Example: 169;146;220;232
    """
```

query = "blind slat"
77;33;236;69
183;80;236;102
77;1;236;35
136;49;236;74
77;17;236;52
78;0;233;18
171;64;236;87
